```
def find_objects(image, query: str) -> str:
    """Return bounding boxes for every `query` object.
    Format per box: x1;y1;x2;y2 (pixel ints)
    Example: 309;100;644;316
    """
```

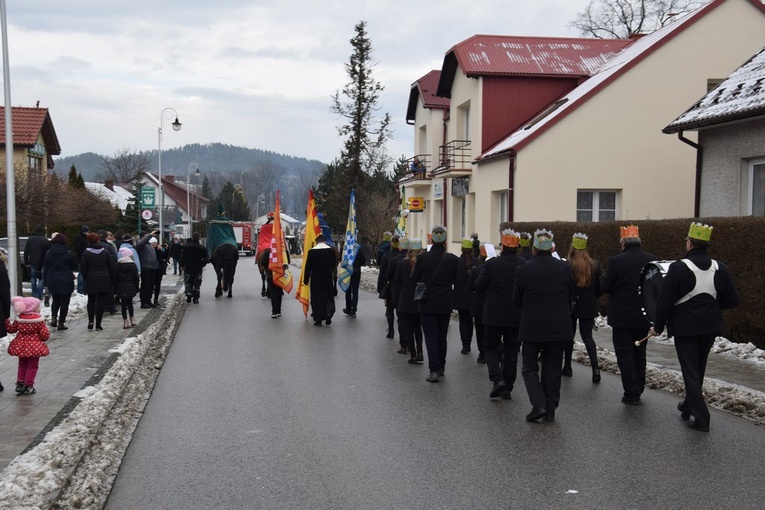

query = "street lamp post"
187;163;200;237
158;107;181;240
256;194;265;220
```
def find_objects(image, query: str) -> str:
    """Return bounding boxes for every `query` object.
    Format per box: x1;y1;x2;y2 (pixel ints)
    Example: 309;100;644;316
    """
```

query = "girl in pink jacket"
5;296;50;395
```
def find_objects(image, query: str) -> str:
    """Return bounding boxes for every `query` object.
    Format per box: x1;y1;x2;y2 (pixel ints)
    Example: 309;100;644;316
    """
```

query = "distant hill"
53;142;327;182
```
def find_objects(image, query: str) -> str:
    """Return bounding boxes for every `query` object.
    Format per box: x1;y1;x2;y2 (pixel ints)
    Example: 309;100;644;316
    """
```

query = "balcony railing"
433;139;472;175
399;154;432;182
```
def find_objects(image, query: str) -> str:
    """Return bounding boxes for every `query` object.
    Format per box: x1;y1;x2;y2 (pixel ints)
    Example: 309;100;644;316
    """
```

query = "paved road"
106;261;765;509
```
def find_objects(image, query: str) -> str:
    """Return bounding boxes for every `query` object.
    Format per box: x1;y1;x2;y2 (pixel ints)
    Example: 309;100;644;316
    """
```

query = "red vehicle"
231;222;257;256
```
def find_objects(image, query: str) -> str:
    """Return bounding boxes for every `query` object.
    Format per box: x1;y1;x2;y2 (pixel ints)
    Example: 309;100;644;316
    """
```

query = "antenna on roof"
35;100;39;108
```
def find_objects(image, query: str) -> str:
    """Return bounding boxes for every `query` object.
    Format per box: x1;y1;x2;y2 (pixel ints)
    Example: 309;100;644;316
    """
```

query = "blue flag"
337;189;357;293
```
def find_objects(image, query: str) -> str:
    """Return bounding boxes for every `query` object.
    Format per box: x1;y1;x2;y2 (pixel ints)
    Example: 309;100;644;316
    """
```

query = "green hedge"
508;217;765;348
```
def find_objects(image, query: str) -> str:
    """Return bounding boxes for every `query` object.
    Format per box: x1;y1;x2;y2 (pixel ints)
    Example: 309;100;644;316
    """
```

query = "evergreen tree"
119;181;150;234
215;182;251;221
68;164;85;189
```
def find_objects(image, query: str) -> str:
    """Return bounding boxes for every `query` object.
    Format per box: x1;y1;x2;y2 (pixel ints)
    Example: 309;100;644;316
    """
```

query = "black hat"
122;234;133;242
80;225;89;233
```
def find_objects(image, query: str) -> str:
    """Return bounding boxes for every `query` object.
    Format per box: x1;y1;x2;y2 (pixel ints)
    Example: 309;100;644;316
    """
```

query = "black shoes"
490;380;507;398
87;323;94;330
500;390;512;400
592;368;601;383
460;347;470;355
17;385;36;395
408;355;420;364
187;295;192;303
140;304;152;309
562;365;573;377
193;298;199;304
426;372;440;383
545;409;556;422
325;317;332;325
386;329;394;339
15;382;24;393
678;402;691;421
621;396;641;406
44;296;50;307
688;420;709;432
57;324;68;331
343;308;350;315
314;321;322;326
476;353;486;364
526;407;548;422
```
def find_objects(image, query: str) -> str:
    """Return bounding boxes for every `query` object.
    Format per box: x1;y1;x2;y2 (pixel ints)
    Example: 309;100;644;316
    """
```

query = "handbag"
413;282;428;302
378;281;390;300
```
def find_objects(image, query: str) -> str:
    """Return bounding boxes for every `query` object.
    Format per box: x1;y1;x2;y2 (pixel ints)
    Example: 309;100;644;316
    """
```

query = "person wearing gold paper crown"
601;225;658;406
565;233;603;383
513;229;574;422
649;223;738;432
454;237;479;355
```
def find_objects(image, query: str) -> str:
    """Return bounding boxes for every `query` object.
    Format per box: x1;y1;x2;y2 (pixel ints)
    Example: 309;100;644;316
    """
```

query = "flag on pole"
395;185;407;237
297;189;321;317
337;188;357;293
269;191;293;293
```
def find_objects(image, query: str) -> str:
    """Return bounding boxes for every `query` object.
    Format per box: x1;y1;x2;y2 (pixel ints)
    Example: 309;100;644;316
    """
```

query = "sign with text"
141;187;156;208
452;177;470;197
408;196;424;212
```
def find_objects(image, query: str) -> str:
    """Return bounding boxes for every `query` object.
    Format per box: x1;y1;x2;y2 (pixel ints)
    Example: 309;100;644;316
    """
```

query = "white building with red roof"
0;105;61;177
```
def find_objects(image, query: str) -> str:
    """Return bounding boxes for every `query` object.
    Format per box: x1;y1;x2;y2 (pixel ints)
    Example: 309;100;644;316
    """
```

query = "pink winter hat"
12;296;41;314
119;247;133;259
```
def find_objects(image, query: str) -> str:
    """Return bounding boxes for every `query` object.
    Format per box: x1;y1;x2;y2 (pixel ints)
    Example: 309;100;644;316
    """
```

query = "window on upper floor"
750;159;765;216
577;190;618;222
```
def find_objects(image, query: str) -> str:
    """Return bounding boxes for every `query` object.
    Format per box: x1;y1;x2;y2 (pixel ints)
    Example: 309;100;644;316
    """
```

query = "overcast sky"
3;0;592;165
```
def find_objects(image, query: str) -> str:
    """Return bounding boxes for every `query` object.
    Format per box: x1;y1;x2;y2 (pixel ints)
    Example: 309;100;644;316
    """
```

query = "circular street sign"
141;210;153;220
409;198;422;209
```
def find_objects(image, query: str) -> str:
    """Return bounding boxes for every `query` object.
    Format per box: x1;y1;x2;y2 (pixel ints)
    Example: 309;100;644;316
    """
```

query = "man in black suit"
474;228;526;400
377;235;401;339
601;226;658;405
412;226;459;383
303;234;338;326
513;229;574;422
179;232;208;304
650;223;738;431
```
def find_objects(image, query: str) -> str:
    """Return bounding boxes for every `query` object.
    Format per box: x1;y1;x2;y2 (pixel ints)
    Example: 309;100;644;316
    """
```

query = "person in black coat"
466;244;489;365
179;232;209;303
385;237;408;351
475;231;527;399
650;223;738;431
43;233;77;330
454;238;478;355
342;243;367;318
169;237;184;275
153;241;169;306
565;234;603;383
377;235;401;339
115;247;140;328
80;232;116;331
601;226;658;405
74;225;89;294
412;226;459;383
395;239;424;364
24;225;48;299
513;229;575;422
303;235;339;326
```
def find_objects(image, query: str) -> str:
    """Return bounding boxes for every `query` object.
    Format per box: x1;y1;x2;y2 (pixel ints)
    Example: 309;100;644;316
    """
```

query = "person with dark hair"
467;242;491;365
80;232;115;331
475;229;526;399
413;226;459;383
97;229;118;315
601;225;658;406
343;242;367;319
386;237;408;351
74;225;90;294
514;229;574;422
395;238;424;364
454;238;478;354
43;233;77;330
180;232;208;303
565;233;603;383
115;247;140;328
169;237;183;275
24;225;48;299
136;231;160;308
260;247;290;318
153;240;169;306
303;234;338;326
378;235;401;339
650;222;739;432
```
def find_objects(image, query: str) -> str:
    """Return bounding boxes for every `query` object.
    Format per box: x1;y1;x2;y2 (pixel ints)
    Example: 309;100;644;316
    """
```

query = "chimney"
165;175;175;183
104;179;114;191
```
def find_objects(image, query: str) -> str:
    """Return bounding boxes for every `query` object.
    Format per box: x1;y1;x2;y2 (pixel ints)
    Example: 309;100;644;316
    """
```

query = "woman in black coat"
116;247;140;328
153;241;169;306
395;239;424;364
80;233;115;331
453;239;478;354
412;226;459;383
43;233;77;330
466;246;489;364
565;235;603;383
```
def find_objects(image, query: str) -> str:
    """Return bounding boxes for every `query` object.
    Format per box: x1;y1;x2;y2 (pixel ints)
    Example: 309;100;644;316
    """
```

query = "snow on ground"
0;275;763;508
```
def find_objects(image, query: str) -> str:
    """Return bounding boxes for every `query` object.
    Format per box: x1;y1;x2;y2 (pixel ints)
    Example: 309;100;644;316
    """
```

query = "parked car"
0;236;31;281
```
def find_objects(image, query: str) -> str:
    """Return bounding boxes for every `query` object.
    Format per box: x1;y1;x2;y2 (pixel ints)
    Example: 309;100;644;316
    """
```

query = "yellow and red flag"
269;191;293;293
297;189;321;317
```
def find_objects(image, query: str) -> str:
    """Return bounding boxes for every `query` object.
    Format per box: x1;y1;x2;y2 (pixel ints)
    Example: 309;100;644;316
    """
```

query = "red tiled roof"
0;106;62;156
406;70;450;122
450;35;633;77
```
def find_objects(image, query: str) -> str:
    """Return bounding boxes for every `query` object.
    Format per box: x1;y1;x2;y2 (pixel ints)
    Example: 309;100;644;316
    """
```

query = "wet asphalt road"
106;261;765;509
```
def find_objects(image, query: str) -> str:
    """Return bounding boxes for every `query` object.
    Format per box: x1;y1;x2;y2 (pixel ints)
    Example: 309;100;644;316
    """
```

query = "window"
498;190;509;225
751;159;765;216
577;190;618;222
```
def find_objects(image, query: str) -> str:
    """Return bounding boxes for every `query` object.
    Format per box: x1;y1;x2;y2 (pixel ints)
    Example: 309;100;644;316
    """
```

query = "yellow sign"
408;197;424;212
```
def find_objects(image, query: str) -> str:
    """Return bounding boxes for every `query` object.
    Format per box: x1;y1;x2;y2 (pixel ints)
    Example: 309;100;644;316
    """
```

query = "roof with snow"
85;183;133;212
479;0;765;161
664;45;765;132
436;35;633;97
406;70;450;122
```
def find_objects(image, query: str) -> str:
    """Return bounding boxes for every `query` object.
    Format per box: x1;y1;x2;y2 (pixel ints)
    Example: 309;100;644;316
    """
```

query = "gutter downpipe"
676;131;701;217
508;151;516;222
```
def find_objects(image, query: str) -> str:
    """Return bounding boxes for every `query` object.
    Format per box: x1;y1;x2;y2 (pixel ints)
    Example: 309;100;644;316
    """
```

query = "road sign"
408;196;424;212
141;210;153;220
141;187;155;208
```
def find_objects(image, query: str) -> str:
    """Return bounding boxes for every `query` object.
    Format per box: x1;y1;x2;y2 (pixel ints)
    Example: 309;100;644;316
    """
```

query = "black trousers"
153;271;164;302
344;273;361;312
87;291;109;327
457;309;473;348
184;273;202;299
474;315;485;355
51;293;72;324
484;325;519;390
400;312;423;355
521;341;566;412
140;268;156;305
612;327;648;399
385;300;396;335
267;279;284;314
420;312;450;373
675;334;715;427
566;317;599;368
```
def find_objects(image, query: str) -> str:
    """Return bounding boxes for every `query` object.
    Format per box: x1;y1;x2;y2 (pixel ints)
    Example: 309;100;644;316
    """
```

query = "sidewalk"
0;277;184;471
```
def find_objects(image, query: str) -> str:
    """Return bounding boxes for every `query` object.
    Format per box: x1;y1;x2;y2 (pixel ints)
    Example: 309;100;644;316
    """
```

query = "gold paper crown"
461;238;473;249
518;232;531;247
501;228;520;248
688;222;713;242
620;225;639;239
571;232;588;250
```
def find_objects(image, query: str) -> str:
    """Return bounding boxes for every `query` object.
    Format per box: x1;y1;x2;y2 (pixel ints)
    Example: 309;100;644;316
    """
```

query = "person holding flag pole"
297;190;322;318
338;189;366;318
262;191;293;318
395;185;408;237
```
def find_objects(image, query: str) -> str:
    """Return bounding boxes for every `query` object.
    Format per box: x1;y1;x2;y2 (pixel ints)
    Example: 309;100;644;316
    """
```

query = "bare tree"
97;147;152;183
570;0;708;38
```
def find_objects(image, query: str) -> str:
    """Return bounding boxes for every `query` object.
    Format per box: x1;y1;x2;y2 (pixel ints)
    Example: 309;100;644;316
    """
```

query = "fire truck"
231;222;257;256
